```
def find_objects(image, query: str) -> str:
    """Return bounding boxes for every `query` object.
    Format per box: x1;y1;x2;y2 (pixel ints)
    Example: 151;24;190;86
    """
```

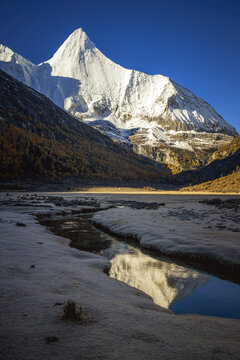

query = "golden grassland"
65;186;239;195
180;170;240;193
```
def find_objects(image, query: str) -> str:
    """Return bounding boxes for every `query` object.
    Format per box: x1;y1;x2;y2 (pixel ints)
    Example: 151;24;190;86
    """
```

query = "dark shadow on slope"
176;150;240;186
0;69;172;182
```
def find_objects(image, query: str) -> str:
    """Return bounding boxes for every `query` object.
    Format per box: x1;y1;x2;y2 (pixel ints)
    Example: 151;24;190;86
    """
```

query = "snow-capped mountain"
0;28;237;171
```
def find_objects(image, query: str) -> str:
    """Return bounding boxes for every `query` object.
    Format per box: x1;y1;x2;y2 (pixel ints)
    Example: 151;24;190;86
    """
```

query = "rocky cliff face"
0;28;238;172
176;136;240;185
129;130;234;173
208;136;240;163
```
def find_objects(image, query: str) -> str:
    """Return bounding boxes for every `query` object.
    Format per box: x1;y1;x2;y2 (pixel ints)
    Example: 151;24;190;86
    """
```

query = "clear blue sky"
1;0;239;133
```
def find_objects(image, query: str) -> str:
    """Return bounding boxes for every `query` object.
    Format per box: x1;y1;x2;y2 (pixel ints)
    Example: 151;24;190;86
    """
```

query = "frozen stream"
40;213;240;319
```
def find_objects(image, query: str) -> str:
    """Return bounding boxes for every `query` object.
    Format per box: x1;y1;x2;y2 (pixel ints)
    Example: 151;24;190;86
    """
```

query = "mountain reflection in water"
109;248;209;308
41;215;209;309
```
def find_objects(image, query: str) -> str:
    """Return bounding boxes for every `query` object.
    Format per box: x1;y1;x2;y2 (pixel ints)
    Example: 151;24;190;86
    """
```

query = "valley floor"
0;192;239;360
67;186;239;195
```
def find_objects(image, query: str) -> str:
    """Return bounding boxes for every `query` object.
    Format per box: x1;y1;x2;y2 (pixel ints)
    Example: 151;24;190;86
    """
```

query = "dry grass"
181;171;240;193
62;300;82;322
61;299;96;325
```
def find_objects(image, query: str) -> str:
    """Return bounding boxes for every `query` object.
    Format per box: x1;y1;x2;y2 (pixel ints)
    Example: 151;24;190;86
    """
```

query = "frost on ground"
0;192;240;360
93;197;240;278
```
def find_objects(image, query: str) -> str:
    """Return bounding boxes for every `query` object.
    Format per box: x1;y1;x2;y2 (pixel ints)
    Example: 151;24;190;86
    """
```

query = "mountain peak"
46;28;95;70
52;28;95;60
0;44;34;66
68;28;95;50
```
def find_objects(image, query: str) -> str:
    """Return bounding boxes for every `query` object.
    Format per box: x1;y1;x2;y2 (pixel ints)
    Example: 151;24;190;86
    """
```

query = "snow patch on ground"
93;201;240;267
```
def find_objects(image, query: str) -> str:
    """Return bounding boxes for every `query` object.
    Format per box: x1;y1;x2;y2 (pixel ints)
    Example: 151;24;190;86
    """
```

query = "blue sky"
1;0;240;132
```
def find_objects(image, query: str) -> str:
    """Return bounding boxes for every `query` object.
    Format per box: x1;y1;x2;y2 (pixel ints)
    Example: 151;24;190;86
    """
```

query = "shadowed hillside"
176;136;240;186
0;70;171;182
208;136;240;163
181;170;240;193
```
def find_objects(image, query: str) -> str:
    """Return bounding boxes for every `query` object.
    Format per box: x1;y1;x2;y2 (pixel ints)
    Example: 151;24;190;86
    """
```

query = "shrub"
62;299;82;321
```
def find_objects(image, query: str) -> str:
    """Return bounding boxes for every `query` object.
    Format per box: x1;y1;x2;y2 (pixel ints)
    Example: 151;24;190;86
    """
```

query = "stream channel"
40;213;240;319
